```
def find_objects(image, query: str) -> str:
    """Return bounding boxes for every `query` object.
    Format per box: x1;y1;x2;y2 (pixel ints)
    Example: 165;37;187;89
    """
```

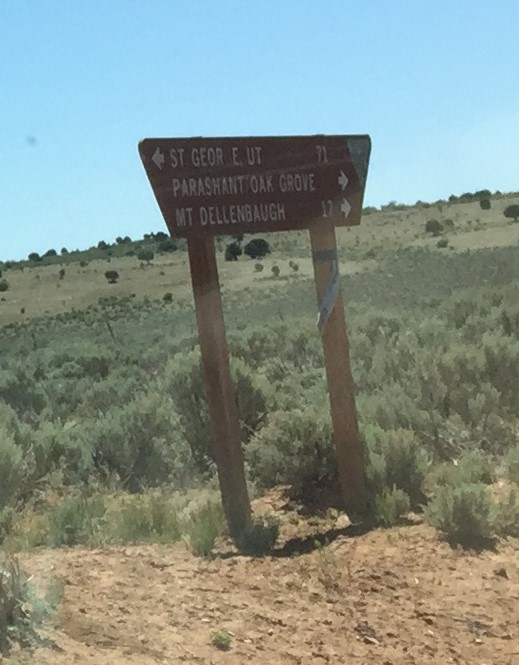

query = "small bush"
211;630;232;651
137;249;154;263
0;279;9;292
504;445;519;484
425;483;494;547
235;515;279;555
503;204;519;223
0;434;31;510
479;198;491;210
184;499;226;557
373;486;411;527
0;553;62;653
426;450;495;491
254;262;264;272
244;238;271;260
246;409;334;490
46;495;106;547
492;489;519;538
425;219;443;236
104;270;119;284
225;242;242;262
437;238;449;249
271;265;280;277
364;428;429;507
163;292;173;303
108;494;181;544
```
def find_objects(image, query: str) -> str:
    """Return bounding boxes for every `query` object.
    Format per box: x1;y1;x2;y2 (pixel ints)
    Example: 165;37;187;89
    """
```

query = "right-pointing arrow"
341;198;351;218
338;170;349;190
152;147;165;170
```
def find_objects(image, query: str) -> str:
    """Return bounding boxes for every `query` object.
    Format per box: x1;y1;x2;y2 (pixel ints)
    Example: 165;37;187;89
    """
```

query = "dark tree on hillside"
504;204;519;223
44;249;57;257
244;238;271;260
425;219;443;236
104;270;119;284
137;249;154;264
97;240;109;250
61;247;68;254
479;199;491;210
158;239;177;253
28;252;41;262
225;242;242;261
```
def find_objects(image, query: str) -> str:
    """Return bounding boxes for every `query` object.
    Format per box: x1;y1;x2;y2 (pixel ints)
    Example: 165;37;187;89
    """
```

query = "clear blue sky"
1;1;518;261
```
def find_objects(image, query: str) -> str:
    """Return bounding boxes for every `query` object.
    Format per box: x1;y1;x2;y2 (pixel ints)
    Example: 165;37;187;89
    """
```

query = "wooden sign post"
139;135;371;533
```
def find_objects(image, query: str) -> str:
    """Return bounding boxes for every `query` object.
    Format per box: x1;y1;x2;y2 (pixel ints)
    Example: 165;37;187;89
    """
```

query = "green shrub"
492;489;519;538
162;352;266;471
373;486;411;527
254;262;264;272
504;445;519;484
85;392;195;491
108;493;181;544
425;450;495;491
425;483;494;547
0;279;9;292
0;368;47;416
46;495;107;547
225;242;242;261
136;249;154;263
211;629;232;651
163;292;173;303
479;198;491;210
244;238;270;260
246;408;334;490
425;219;443;236
503;204;519;223
104;270;119;284
0;434;31;510
184;499;226;557
0;553;62;653
437;238;449;249
235;515;279;555
364;428;429;507
271;265;280;277
0;507;15;543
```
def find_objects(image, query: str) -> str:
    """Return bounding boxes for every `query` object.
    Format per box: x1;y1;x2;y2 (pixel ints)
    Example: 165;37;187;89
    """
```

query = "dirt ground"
10;497;519;665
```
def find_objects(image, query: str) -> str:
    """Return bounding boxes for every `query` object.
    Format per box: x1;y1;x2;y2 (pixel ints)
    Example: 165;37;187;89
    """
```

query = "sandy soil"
11;505;519;665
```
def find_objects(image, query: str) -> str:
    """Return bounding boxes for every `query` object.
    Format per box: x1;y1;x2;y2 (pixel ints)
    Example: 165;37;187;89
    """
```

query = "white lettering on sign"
171;174;278;198
169;148;186;168
198;203;285;227
321;200;333;218
278;172;316;193
232;147;242;166
191;147;225;168
246;146;262;166
316;145;328;163
175;208;193;227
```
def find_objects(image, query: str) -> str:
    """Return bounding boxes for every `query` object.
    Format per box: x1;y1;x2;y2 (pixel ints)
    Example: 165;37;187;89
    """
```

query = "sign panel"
138;135;371;237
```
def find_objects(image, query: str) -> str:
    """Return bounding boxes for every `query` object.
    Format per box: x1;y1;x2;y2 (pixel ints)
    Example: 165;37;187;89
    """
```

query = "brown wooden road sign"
138;135;371;238
138;134;372;537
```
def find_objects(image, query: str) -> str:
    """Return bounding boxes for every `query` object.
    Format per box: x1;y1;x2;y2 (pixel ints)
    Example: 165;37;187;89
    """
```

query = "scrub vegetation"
1;190;519;653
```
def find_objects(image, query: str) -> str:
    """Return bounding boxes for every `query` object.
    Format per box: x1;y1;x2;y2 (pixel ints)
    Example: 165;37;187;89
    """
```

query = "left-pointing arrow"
152;147;165;170
341;199;351;218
